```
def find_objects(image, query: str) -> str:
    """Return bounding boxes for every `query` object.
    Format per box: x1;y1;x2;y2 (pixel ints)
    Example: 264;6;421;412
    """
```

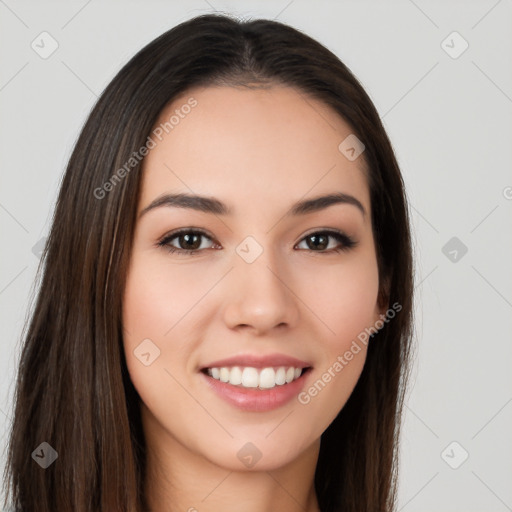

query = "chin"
198;434;316;473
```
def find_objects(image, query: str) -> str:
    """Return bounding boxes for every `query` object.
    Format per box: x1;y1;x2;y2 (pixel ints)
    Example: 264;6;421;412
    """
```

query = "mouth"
199;354;313;412
201;365;312;390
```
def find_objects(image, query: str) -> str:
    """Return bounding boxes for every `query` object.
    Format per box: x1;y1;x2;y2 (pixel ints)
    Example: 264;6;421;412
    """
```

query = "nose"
222;251;300;335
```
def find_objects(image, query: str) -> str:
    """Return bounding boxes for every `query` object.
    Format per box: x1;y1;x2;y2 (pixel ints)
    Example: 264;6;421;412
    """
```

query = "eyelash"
156;228;357;256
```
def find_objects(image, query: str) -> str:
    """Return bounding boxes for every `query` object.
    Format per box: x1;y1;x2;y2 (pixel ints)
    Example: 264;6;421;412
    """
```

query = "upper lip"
200;353;312;370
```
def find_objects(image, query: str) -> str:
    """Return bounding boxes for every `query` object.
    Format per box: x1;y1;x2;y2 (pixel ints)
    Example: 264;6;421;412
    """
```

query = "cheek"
296;343;367;442
121;258;183;400
122;263;172;337
121;252;220;400
122;261;199;435
294;266;377;432
295;251;380;351
291;251;378;417
122;253;207;345
329;268;379;347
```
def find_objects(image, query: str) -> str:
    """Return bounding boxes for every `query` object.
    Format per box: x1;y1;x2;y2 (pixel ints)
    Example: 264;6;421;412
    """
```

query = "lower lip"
200;370;311;412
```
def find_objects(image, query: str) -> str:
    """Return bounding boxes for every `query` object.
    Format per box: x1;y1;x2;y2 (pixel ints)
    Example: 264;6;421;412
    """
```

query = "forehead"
139;85;370;217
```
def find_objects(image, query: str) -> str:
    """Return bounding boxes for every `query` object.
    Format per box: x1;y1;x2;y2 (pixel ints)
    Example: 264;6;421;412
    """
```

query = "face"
122;84;386;472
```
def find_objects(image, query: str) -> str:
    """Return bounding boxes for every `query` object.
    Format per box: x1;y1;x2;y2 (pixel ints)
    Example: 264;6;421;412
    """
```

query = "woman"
3;13;414;512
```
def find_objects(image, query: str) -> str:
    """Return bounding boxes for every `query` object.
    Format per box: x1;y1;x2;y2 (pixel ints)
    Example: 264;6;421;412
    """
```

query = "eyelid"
157;227;213;242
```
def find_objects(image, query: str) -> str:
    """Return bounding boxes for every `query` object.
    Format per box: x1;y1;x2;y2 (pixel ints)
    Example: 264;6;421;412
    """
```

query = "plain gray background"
1;1;511;510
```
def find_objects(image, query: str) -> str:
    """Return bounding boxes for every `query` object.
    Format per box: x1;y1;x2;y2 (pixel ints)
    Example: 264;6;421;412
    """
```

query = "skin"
122;84;387;512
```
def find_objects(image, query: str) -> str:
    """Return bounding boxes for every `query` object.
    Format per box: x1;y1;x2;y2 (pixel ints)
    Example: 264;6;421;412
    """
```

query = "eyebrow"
138;191;366;219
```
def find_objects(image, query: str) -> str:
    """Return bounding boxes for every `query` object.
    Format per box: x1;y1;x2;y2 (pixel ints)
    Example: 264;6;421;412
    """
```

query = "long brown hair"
3;13;414;512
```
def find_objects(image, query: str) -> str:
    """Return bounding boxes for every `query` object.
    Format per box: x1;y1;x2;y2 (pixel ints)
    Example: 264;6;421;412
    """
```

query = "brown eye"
157;229;216;255
296;231;357;253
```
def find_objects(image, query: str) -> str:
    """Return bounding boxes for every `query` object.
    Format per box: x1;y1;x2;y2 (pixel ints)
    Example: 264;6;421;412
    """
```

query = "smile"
204;366;305;389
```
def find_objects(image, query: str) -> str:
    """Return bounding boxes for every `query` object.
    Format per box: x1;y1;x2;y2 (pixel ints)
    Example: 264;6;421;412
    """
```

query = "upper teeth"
206;366;303;389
